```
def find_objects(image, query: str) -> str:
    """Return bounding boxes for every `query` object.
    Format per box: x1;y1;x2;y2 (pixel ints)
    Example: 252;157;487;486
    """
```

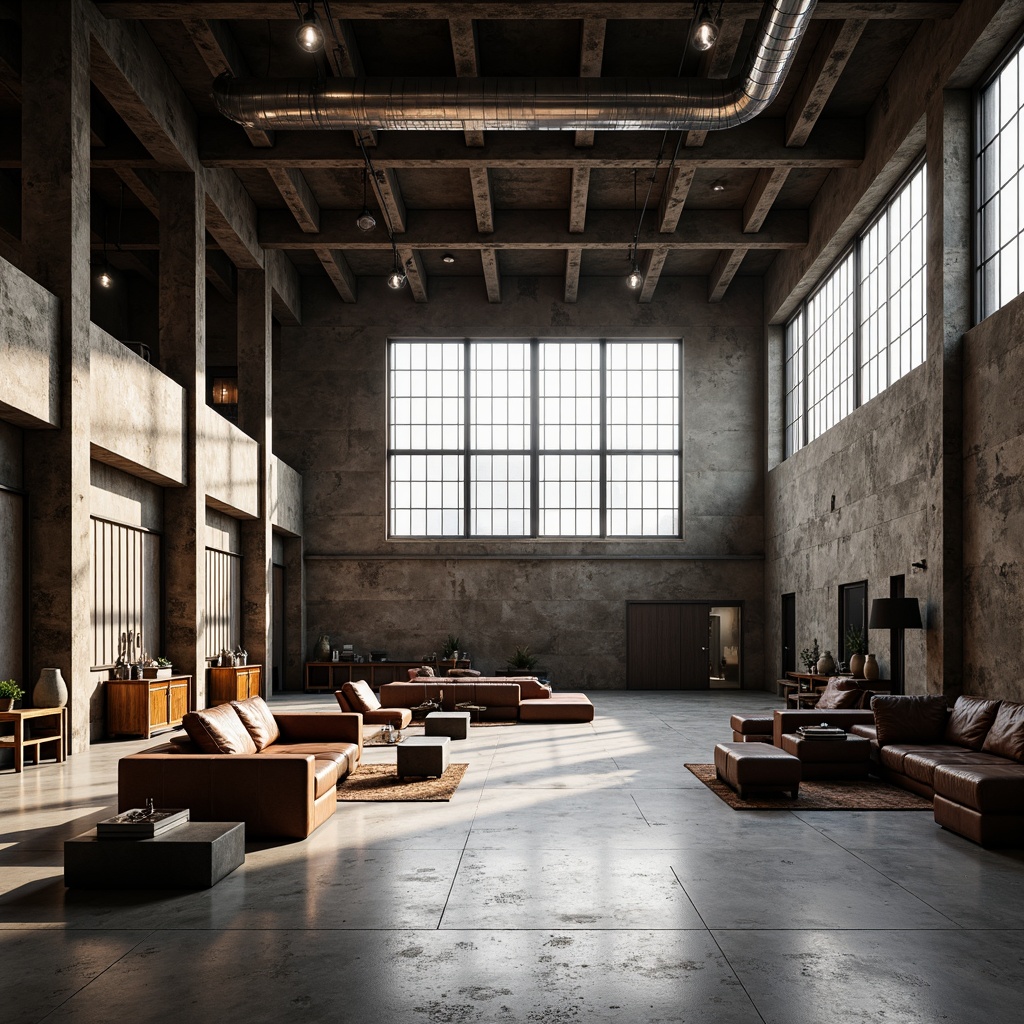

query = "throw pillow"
870;694;948;747
815;676;863;710
417;665;435;677
231;695;281;750
945;695;1001;751
182;703;258;755
981;700;1024;762
342;679;382;713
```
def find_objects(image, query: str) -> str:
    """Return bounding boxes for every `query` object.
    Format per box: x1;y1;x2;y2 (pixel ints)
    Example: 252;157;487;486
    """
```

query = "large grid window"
785;161;927;456
978;39;1024;320
389;339;681;538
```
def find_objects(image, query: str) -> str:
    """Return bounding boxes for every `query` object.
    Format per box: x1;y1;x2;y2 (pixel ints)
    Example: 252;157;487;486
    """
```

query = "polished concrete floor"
3;690;1024;1023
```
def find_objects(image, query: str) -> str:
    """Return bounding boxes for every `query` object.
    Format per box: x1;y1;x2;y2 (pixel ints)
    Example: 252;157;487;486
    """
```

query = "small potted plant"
0;678;24;711
143;657;174;680
440;633;461;662
506;645;539;672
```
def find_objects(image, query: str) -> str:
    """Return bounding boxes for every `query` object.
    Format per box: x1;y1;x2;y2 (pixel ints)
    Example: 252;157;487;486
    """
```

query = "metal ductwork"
213;0;816;133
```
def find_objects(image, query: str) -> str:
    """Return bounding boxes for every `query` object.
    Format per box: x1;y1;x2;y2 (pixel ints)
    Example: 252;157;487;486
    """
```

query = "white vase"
864;653;880;681
33;667;68;708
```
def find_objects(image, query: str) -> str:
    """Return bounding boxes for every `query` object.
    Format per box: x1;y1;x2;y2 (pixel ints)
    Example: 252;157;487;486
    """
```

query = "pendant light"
355;166;376;232
692;2;721;52
387;243;407;290
295;3;325;53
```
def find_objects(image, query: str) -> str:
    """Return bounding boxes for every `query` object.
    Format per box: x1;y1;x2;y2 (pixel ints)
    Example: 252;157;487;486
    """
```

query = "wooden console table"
305;659;472;692
208;664;261;706
107;675;192;739
0;707;67;773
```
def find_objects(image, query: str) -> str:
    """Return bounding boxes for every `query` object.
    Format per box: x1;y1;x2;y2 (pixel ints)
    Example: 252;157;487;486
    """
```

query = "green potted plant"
0;678;24;712
507;645;539;672
142;657;174;680
440;633;461;661
844;625;866;678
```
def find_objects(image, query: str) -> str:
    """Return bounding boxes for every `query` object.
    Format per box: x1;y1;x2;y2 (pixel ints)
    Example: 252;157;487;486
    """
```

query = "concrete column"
283;535;305;690
237;269;272;691
21;0;92;750
159;172;207;707
764;323;785;472
925;90;971;699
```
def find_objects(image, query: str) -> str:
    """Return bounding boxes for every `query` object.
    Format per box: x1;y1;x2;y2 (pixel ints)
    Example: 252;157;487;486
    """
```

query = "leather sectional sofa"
118;696;362;839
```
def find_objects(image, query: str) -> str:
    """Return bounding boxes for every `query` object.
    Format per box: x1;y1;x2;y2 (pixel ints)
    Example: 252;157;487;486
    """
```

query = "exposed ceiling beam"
205;248;237;300
116;166;160;216
786;19;869;146
637;247;668;303
268;166;320;233
564;246;582;303
708;248;746;302
658;166;695;233
449;17;485;148
684;17;747;148
315;246;357;302
480;249;501;302
197;119;864;170
0;23;21;102
575;17;606;148
327;17;377;147
94;5;962;22
743;167;789;232
370;166;407;234
397;246;427;302
569;167;590;233
266;248;301;324
469;166;494;233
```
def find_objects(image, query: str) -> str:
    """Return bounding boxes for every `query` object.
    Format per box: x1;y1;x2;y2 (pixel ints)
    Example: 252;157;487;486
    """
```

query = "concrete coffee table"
397;736;451;779
425;711;470;739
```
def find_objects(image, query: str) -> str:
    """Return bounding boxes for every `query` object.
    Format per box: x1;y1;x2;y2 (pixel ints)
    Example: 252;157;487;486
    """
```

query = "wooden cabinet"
208;664;262;706
107;676;192;739
304;660;469;691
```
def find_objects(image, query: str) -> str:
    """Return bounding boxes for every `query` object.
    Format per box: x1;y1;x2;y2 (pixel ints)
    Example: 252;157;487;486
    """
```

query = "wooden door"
781;592;796;676
168;678;190;724
626;603;710;690
679;604;711;689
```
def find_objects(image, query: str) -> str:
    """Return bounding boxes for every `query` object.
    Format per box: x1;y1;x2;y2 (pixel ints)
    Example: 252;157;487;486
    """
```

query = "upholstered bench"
714;741;801;799
519;692;595;723
779;732;871;780
729;714;773;743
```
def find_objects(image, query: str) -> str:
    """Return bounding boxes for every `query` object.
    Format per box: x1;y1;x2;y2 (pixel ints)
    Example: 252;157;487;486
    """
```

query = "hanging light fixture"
295;2;325;53
387;243;407;290
355;167;377;232
692;1;721;52
96;199;115;289
625;167;645;292
626;263;643;290
97;264;114;289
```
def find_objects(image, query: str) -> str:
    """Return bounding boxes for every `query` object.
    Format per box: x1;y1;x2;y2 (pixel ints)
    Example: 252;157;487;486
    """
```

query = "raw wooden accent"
316;247;357;302
786;19;868;147
450;17;485;148
684;17;747;148
0;708;67;772
207;664;262;706
469;166;494;232
658;167;695;233
743;167;789;233
574;17;606;148
106;675;193;738
398;246;428;302
638;247;668;304
371;166;407;234
268;167;320;233
480;248;501;302
569;166;591;233
115;166;159;216
708;248;747;302
564;246;583;303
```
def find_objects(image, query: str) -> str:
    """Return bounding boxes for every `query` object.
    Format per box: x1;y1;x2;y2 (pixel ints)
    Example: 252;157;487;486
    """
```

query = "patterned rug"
337;763;468;801
685;763;933;810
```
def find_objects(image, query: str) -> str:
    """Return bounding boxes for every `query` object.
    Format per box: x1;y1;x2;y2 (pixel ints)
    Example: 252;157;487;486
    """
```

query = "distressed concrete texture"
277;276;766;687
765;364;930;689
270;456;303;535
962;292;1024;699
202;405;259;518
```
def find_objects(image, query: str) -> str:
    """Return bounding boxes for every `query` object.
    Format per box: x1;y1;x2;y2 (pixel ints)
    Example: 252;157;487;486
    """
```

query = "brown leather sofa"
118;697;362;839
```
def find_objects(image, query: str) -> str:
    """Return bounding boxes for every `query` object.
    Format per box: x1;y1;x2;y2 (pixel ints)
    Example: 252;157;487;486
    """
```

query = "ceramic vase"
816;651;836;676
33;667;68;708
0;697;13;712
864;653;880;681
316;633;331;660
849;652;865;678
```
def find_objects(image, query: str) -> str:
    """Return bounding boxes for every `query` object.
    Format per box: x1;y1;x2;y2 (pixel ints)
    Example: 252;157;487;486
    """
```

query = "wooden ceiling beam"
708;248;746;302
94;5;962;22
575;18;606;148
684;18;747;148
370;166;407;234
315;247;357;302
637;247;668;304
658;166;695;233
564;246;582;303
328;18;377;148
205;247;237;300
197;118;864;170
268;166;320;233
449;17;485;148
569;166;590;233
116;166;160;216
743;166;789;233
397;246;427;302
469;166;494;233
480;249;501;302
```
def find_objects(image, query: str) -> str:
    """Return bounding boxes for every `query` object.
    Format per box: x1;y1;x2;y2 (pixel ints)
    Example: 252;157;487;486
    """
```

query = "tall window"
785;161;926;456
978;38;1024;320
389;339;681;538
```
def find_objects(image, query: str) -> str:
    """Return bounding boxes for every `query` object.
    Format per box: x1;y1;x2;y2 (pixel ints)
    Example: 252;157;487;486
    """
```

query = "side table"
0;707;67;773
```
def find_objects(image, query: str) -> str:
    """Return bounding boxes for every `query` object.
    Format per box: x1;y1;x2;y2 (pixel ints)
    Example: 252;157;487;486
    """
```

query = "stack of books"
96;808;189;839
795;724;848;741
339;644;355;661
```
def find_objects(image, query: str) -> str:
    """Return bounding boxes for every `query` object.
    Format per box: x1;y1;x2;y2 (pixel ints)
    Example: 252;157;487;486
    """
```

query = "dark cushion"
231;695;281;751
982;700;1024;762
816;677;864;710
944;695;1001;751
182;703;258;755
341;680;381;714
870;695;948;747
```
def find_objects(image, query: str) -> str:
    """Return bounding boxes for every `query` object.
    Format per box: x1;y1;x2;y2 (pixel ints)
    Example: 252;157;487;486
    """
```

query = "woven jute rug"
685;763;933;811
337;763;468;801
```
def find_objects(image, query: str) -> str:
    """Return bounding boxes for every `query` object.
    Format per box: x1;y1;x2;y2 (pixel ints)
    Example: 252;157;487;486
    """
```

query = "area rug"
337;763;468;802
685;764;933;810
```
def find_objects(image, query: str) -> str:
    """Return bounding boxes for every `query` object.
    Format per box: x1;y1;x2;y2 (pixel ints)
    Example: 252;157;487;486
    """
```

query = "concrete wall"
271;454;302;536
275;275;766;689
0;254;60;428
765;364;930;689
963;291;1024;700
202;405;259;518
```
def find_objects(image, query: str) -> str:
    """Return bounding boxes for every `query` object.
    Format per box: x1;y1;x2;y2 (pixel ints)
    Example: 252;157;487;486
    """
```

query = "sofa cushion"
182;703;258;755
944;695;1001;751
871;694;948;747
231;695;281;750
342;680;381;714
900;747;1007;787
815;677;865;710
446;668;482;677
933;763;1024;814
982;700;1024;762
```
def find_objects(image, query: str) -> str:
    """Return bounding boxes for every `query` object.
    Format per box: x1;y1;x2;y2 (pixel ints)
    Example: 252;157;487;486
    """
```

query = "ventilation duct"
214;0;816;133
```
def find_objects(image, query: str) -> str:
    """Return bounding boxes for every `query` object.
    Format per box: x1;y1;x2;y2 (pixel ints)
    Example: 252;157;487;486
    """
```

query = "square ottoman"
779;732;871;780
425;711;470;739
714;741;801;799
397;736;451;779
729;713;774;743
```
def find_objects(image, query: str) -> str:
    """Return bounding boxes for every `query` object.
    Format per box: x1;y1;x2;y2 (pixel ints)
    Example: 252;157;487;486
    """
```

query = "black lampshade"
868;597;923;630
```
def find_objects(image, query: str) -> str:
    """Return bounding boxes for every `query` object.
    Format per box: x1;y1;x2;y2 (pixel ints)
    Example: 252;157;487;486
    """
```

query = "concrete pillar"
925;90;971;699
159;172;207;707
283;535;306;690
237;269;272;691
21;0;93;750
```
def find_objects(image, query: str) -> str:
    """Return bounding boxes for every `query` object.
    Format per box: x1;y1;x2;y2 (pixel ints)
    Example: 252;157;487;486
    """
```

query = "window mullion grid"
677;342;684;538
463;339;471;539
530;339;539;538
599;339;608;538
853;238;862;412
801;306;808;450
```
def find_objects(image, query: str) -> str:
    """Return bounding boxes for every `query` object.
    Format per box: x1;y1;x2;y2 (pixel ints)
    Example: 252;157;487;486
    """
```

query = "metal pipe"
213;0;816;133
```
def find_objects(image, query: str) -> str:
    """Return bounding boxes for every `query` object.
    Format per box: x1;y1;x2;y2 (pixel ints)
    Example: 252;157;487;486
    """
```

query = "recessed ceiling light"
710;180;726;192
442;254;456;264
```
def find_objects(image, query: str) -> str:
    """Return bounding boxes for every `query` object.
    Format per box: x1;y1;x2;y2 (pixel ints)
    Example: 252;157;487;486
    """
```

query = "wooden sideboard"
208;664;262;706
304;660;472;692
107;675;192;739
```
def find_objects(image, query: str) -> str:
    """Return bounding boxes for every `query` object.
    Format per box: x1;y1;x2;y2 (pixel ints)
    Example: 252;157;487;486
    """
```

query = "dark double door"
626;602;714;690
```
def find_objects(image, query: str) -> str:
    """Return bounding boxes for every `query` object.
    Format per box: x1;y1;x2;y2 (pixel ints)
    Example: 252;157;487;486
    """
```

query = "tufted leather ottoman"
714;741;801;799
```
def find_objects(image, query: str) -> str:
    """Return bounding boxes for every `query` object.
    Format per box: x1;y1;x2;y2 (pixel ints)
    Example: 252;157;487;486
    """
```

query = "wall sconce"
211;378;239;405
911;559;927;572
